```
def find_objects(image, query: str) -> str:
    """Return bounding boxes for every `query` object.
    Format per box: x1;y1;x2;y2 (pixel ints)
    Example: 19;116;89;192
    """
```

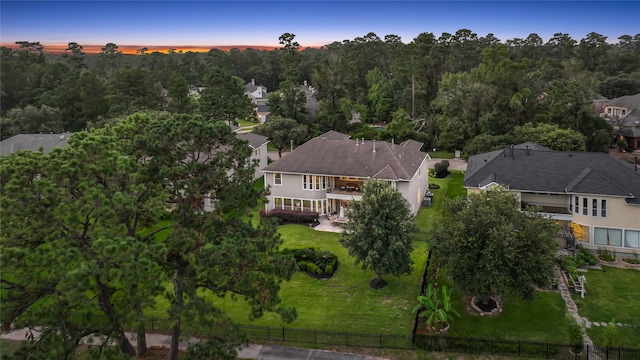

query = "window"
601;199;607;217
274;173;282;186
582;197;588;215
315;176;320;190
574;196;579;214
625;230;640;248
594;227;622;247
303;175;308;190
274;197;283;209
592;199;598;217
303;200;311;212
283;198;292;210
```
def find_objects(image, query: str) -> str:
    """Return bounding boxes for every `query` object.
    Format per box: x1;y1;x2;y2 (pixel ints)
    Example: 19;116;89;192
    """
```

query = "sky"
1;1;639;54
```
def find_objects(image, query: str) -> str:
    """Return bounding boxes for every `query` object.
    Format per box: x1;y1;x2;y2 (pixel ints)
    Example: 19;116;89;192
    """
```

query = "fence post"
379;333;382;348
267;326;270;340
314;330;317;344
491;338;493;355
282;326;285;342
151;318;154;331
518;340;521;357
346;332;349;347
585;345;589;360
546;342;548;359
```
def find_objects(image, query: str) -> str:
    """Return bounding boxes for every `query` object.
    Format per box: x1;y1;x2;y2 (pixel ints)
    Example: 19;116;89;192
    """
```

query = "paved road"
1;328;389;360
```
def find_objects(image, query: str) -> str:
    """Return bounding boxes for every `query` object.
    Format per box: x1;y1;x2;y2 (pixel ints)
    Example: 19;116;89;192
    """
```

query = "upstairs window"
582;197;588;215
592;199;598;217
274;172;282;186
601;199;607;217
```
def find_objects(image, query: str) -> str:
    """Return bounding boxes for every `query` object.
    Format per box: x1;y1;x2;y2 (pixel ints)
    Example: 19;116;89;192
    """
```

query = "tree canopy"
0;112;296;359
427;188;559;305
339;180;416;289
253;116;307;157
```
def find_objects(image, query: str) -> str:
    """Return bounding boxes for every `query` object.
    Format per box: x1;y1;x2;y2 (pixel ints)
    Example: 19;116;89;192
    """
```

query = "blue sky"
1;1;638;52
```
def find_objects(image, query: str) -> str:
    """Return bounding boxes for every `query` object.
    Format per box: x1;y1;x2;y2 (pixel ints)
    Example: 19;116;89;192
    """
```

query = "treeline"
2;31;640;154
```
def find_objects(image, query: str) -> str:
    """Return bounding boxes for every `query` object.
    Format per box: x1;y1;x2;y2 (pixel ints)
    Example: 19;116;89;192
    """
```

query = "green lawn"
148;225;428;334
572;266;640;347
427;151;456;159
445;290;572;343
237;119;258;127
415;171;466;233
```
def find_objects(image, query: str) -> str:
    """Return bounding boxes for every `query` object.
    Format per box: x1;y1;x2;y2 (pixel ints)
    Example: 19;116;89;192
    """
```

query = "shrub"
576;248;597;266
597;249;615;262
314;250;335;271
433;160;450;178
324;264;333;274
305;262;322;275
622;257;640;264
297;260;312;272
294;247;317;262
260;209;319;224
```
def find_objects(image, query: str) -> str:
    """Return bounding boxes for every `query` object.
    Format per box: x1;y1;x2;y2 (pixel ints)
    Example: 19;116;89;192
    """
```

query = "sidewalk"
1;328;389;360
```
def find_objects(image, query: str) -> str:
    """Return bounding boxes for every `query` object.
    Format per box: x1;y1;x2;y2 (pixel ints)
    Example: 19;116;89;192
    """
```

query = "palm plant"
413;284;460;334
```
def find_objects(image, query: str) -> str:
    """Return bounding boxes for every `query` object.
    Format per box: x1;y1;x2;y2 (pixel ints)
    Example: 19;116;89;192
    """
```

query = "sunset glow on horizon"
2;1;639;55
0;42;286;55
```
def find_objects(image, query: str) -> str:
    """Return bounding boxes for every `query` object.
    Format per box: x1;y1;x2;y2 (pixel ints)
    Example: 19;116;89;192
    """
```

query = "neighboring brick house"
261;131;430;216
465;144;640;255
603;93;640;150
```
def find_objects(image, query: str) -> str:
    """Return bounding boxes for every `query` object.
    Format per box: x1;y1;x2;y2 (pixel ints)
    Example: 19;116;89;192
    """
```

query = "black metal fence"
142;319;640;360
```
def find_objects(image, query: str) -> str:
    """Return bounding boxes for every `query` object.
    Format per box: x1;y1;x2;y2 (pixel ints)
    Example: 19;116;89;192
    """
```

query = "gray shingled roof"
1;133;73;155
465;144;640;204
262;132;427;181
606;93;640;110
237;132;269;150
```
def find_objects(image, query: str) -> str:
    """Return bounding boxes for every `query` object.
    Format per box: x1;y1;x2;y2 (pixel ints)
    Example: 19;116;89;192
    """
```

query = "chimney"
510;145;514;159
526;145;529;156
373;140;376;153
355;138;359;146
304;80;308;86
251;79;255;85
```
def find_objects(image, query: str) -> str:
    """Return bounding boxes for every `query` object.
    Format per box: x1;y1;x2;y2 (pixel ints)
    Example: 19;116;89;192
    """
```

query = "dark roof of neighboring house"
606;93;640;110
1;133;73;155
257;104;270;113
262;131;427;181
618;110;640;137
465;144;640;204
237;132;269;150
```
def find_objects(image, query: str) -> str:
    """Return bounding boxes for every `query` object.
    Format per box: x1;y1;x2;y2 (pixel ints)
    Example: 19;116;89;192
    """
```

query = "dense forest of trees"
2;31;640;154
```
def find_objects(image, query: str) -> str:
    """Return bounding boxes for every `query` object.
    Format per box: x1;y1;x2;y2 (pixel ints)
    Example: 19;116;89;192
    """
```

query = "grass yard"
148;225;429;335
444;290;572;343
572;266;640;347
427;151;456;159
415;171;466;233
237;119;258;127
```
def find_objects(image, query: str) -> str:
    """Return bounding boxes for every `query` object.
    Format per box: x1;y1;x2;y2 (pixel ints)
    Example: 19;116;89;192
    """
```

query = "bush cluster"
428;183;440;190
433;160;450;178
559;248;598;279
259;209;319;224
282;247;338;277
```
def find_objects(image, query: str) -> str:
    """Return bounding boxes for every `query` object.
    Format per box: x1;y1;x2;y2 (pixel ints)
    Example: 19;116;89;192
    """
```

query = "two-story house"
245;79;270;123
464;143;640;255
602;93;640;150
261;131;430;217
